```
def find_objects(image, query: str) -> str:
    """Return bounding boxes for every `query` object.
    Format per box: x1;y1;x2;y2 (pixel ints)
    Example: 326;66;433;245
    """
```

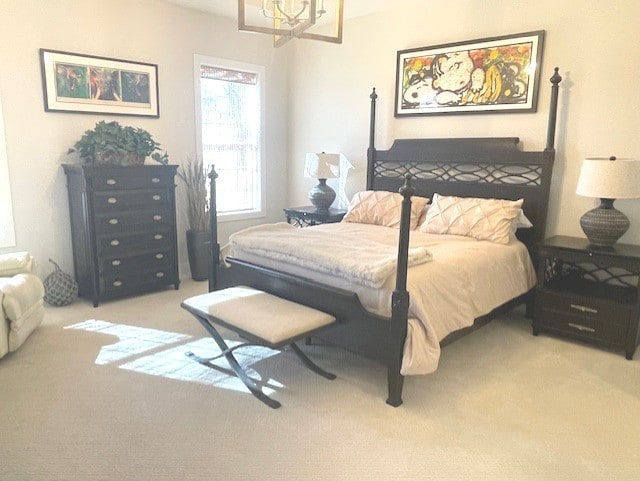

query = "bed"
207;67;563;407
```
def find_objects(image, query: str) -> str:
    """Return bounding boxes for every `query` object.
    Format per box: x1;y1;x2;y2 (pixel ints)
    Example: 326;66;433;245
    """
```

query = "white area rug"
1;280;639;480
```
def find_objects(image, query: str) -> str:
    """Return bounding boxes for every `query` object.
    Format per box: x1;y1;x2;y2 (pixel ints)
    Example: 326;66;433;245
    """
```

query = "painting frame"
395;31;544;117
39;49;159;118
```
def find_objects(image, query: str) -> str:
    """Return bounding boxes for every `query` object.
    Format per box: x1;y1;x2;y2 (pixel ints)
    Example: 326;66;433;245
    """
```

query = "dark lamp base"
580;199;630;246
308;178;336;211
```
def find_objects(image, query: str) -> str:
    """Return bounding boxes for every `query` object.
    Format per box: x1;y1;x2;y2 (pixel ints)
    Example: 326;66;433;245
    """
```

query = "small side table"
284;206;347;227
533;235;640;359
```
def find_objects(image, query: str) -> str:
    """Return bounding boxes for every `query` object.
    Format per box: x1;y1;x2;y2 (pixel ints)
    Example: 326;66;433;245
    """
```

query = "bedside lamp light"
576;156;640;246
304;152;340;210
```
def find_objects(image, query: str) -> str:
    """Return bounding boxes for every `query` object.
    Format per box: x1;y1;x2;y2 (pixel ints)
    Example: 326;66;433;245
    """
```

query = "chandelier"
238;0;344;47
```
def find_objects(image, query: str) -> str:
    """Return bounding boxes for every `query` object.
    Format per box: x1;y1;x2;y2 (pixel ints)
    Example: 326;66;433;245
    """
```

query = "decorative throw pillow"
418;193;523;244
342;191;429;230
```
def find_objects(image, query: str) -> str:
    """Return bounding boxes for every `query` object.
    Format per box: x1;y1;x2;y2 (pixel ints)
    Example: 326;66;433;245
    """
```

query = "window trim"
193;54;266;223
0;93;16;248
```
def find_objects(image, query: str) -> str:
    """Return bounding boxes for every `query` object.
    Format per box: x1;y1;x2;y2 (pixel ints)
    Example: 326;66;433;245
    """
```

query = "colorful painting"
40;49;159;117
395;31;544;116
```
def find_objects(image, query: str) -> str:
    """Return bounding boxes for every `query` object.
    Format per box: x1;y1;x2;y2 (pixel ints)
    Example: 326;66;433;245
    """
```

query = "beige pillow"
418;193;523;244
342;190;429;230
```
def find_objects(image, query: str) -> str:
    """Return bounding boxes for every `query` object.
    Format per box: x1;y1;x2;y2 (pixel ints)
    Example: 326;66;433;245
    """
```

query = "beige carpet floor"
1;279;639;480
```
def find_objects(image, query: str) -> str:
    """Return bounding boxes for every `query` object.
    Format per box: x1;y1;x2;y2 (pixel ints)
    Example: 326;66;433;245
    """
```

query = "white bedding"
227;222;536;376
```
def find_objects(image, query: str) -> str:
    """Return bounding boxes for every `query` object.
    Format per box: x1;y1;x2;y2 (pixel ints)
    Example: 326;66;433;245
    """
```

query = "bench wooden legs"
187;312;335;409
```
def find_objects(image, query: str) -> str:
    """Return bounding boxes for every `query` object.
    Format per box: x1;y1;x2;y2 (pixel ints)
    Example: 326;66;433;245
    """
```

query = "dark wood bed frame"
208;68;563;407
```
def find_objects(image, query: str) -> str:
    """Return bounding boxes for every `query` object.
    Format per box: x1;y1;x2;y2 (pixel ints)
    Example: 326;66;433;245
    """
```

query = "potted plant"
177;156;211;281
69;120;169;165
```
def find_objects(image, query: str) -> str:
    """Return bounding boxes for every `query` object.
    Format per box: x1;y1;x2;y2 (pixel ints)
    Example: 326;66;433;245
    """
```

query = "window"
0;93;16;248
194;55;265;221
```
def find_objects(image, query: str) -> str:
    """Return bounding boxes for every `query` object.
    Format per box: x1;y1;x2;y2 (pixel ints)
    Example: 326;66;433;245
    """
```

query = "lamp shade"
304;153;340;179
576;157;640;199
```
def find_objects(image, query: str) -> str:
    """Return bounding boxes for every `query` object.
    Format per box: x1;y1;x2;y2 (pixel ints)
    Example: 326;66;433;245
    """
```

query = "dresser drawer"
535;289;632;346
100;250;174;275
101;269;177;296
93;190;171;213
97;229;174;256
91;168;173;191
95;208;172;233
536;289;633;326
534;305;628;346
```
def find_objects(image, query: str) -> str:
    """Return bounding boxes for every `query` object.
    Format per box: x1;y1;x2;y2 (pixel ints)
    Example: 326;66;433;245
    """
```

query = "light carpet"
1;279;639;481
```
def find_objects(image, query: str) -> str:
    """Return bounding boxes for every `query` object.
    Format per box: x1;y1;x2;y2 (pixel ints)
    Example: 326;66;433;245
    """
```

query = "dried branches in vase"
177;157;211;281
177;156;210;232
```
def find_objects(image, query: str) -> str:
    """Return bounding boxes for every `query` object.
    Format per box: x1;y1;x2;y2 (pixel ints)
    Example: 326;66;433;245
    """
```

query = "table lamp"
304;152;340;210
576;156;640;246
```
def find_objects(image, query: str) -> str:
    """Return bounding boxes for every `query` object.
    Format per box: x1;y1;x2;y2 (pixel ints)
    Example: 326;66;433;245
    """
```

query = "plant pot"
186;229;211;281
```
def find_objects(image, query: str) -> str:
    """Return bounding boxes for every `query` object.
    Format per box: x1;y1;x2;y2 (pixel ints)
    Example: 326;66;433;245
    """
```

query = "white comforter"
228;222;536;375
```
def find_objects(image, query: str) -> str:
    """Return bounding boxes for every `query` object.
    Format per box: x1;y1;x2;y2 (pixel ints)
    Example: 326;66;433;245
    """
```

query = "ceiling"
163;0;386;20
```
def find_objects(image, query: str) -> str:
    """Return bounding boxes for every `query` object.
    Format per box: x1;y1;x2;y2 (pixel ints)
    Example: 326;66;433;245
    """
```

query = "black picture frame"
395;31;545;117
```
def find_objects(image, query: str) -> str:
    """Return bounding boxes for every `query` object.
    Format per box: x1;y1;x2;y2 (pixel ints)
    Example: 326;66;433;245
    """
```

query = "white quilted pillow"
342;191;429;230
418;193;523;244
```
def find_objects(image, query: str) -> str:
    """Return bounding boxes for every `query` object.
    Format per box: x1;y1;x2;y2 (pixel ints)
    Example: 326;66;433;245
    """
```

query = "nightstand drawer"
535;306;628;346
536;290;634;326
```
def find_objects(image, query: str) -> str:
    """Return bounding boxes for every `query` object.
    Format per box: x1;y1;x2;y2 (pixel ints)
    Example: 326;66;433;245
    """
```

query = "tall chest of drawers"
63;164;180;306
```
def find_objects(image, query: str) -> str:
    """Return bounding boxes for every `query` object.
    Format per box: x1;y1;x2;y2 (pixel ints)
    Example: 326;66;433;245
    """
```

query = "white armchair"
0;252;45;358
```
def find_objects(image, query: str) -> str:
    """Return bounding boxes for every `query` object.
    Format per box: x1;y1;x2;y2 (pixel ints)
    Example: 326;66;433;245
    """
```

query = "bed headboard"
367;68;562;250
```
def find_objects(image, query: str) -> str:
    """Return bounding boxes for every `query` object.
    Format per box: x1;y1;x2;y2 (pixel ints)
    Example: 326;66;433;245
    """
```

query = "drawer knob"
156;272;165;278
113;280;123;287
110;239;120;246
153;214;162;221
570;304;598;314
152;194;161;201
107;197;118;204
152;177;160;183
568;322;596;333
109;218;119;225
155;253;164;260
154;234;163;240
106;179;117;185
111;259;121;266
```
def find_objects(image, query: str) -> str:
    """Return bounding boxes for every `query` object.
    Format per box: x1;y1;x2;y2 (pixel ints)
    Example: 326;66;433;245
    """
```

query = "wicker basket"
43;259;78;306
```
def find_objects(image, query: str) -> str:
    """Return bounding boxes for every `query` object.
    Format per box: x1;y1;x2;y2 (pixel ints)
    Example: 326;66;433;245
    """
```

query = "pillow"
418;193;523;244
511;209;533;235
342;191;429;230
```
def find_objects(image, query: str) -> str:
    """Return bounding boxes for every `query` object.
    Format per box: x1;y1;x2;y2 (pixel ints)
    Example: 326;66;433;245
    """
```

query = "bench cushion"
182;286;335;345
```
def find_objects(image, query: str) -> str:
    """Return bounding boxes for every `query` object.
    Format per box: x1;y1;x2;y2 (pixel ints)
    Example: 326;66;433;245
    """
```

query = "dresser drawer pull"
107;197;118;204
106;179;117;185
152;194;161;201
152;177;160;183
153;214;162;221
111;259;121;266
110;239;120;246
570;304;598;314
109;218;119;225
568;323;596;333
155;253;164;260
113;280;123;287
154;234;163;240
156;272;165;278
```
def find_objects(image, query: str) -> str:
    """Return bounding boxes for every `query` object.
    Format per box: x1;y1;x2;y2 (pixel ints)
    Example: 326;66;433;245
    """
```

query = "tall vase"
186;229;211;281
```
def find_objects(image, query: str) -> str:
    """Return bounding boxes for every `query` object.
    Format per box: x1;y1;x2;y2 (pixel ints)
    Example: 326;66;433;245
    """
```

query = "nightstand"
284;206;347;227
533;235;640;359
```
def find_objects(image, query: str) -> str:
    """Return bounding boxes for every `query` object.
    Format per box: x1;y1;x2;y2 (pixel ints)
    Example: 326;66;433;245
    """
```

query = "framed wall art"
395;31;544;117
39;49;159;117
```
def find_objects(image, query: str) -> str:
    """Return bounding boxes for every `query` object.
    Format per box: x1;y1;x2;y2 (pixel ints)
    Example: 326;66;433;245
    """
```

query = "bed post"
366;88;377;190
387;174;414;407
545;67;562;151
208;165;220;293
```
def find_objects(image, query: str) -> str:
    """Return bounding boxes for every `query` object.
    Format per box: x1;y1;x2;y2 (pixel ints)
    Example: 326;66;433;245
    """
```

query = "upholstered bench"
181;286;336;408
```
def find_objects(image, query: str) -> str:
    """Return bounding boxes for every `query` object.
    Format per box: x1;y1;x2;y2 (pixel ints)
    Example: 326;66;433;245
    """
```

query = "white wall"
288;0;640;245
0;0;290;277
